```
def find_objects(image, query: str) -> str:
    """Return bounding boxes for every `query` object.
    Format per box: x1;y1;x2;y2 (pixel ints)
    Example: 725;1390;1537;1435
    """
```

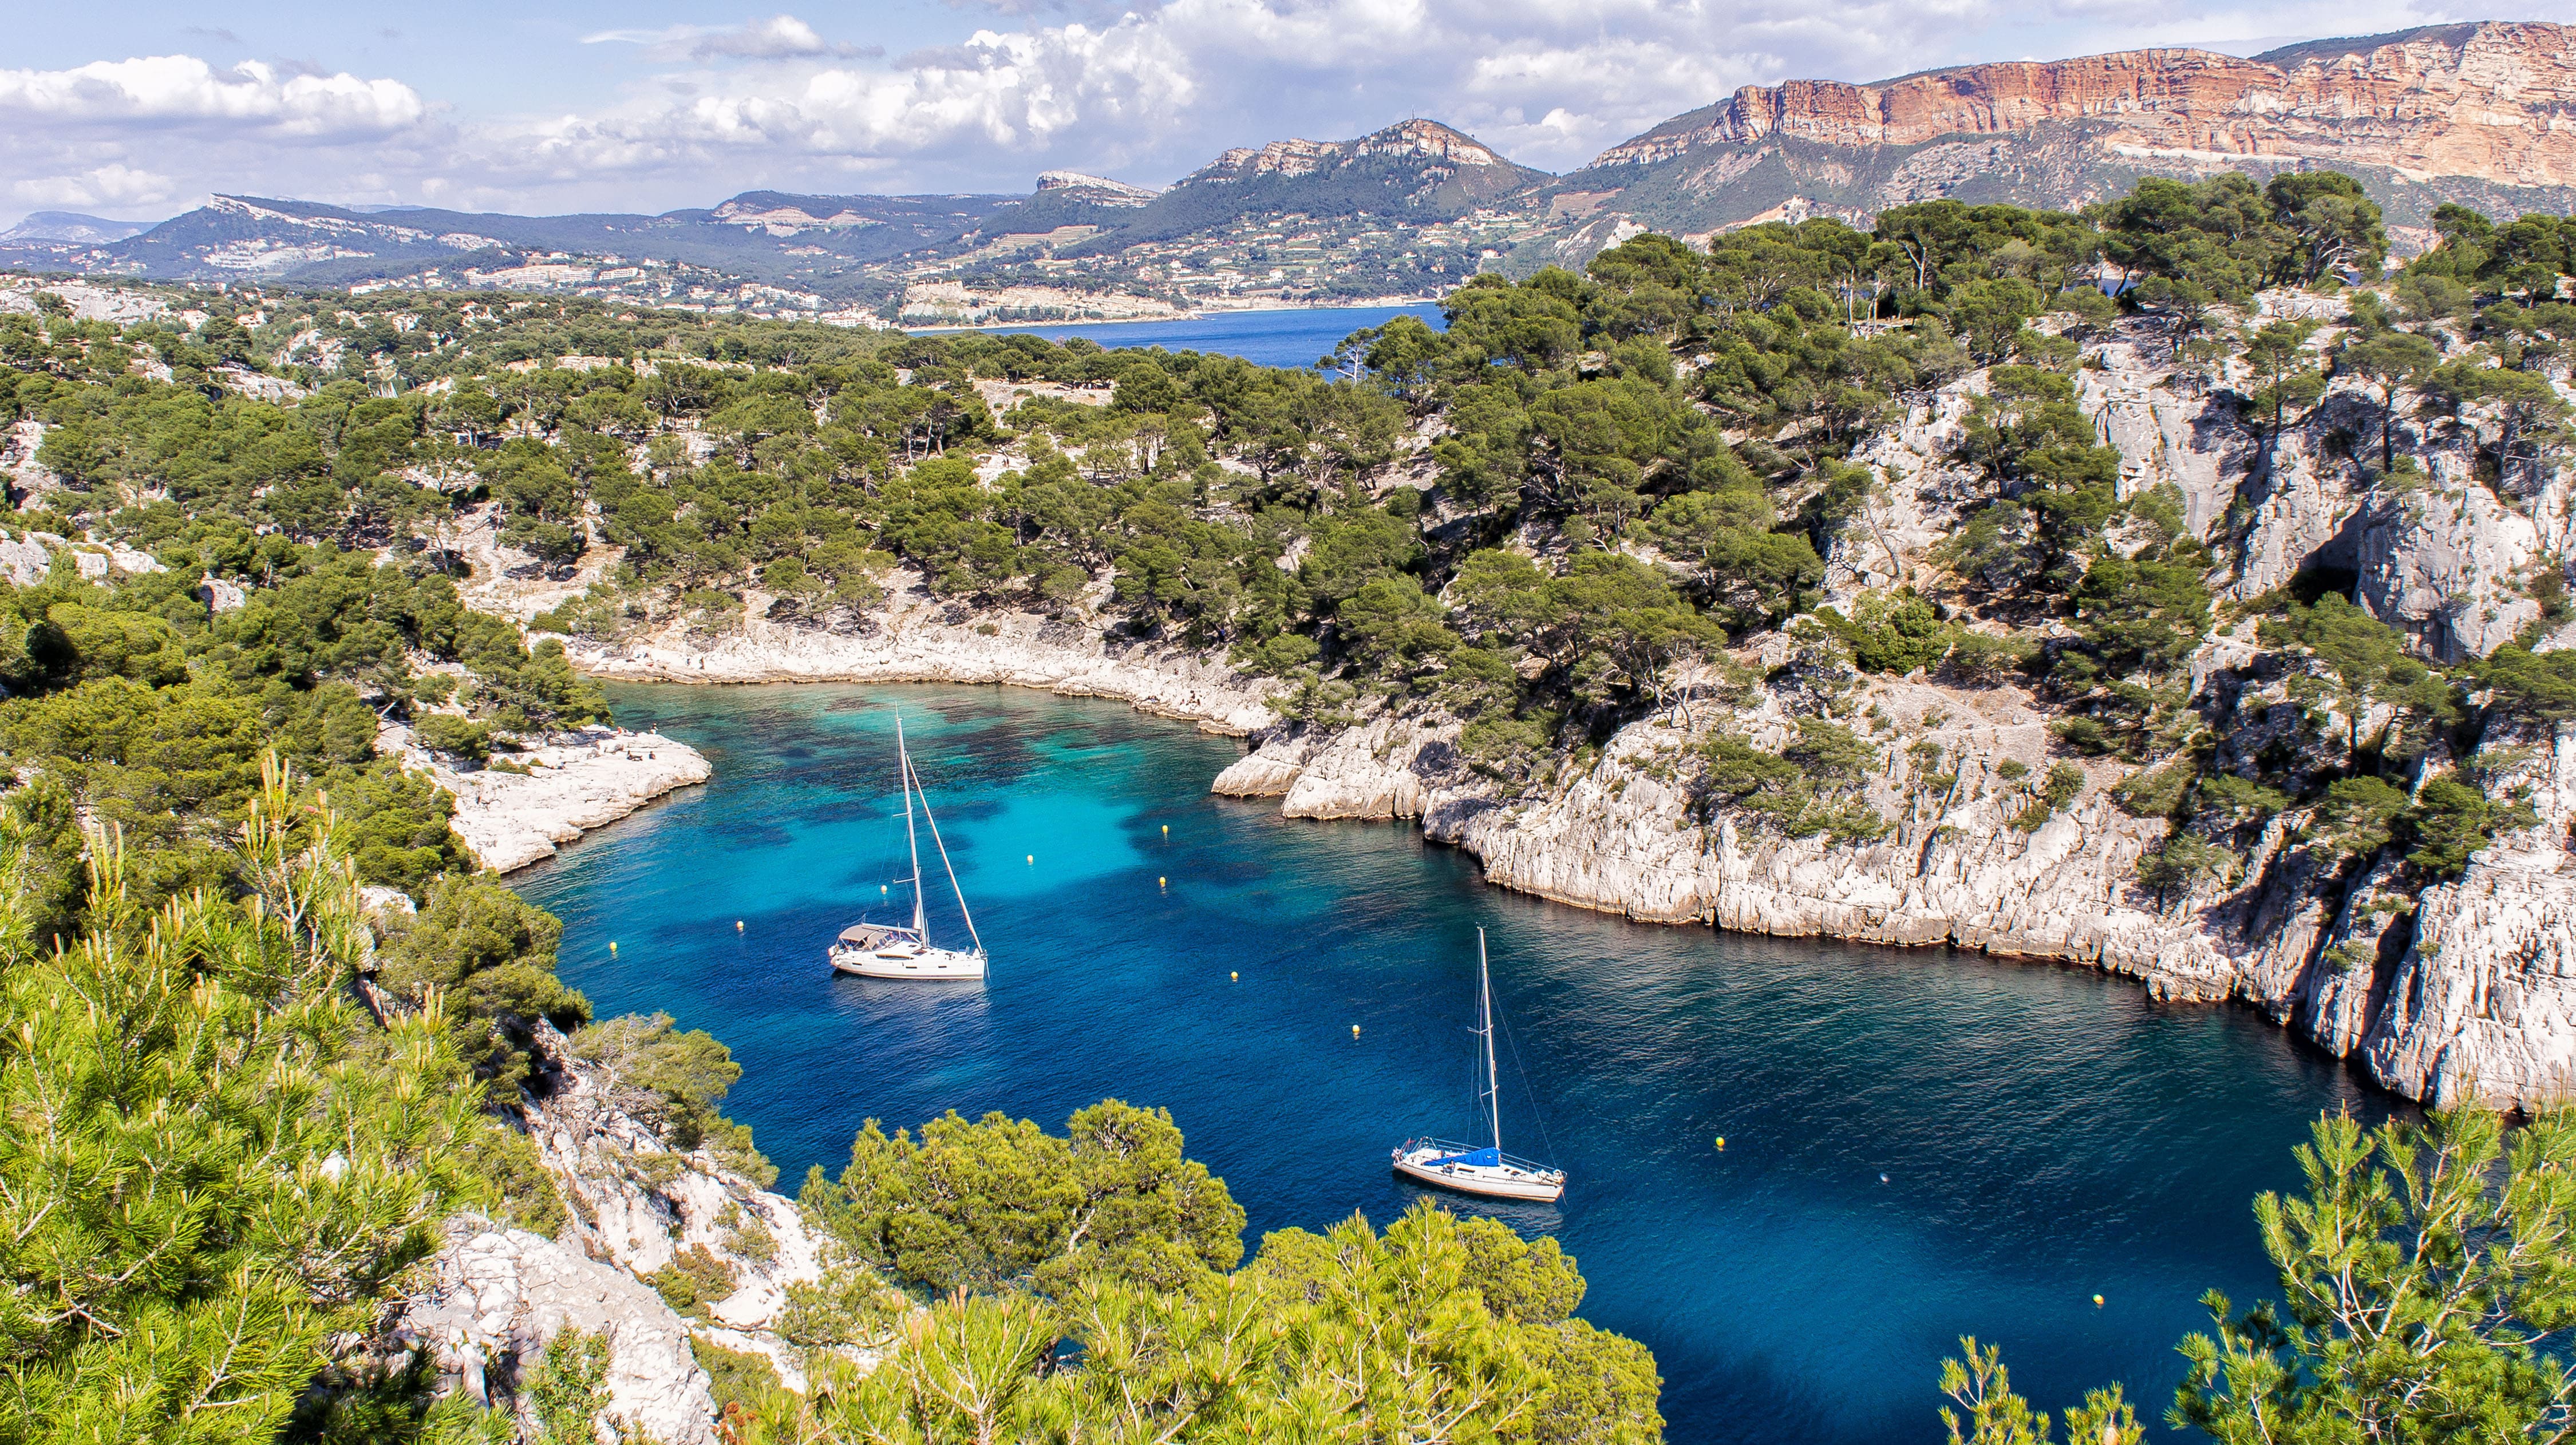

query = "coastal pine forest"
9;167;2576;1441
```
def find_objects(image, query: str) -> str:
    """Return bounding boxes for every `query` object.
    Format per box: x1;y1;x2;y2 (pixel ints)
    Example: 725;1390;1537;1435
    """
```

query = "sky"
3;0;2567;225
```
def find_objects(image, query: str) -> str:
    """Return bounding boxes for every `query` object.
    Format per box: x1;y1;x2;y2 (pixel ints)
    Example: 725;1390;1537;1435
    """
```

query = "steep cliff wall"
1211;307;2576;1111
1563;21;2576;240
493;298;2576;1113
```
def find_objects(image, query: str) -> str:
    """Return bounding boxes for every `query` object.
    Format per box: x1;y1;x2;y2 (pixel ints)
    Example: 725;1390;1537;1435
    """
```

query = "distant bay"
916;302;1446;369
518;682;2398;1445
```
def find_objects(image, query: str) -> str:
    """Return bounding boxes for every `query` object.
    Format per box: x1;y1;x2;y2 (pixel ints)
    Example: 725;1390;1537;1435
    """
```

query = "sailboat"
1391;929;1566;1202
827;718;988;980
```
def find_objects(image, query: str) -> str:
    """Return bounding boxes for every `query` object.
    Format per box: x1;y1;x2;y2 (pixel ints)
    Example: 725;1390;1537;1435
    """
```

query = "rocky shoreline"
534;580;2576;1116
559;583;1277;735
485;304;2576;1115
382;722;714;874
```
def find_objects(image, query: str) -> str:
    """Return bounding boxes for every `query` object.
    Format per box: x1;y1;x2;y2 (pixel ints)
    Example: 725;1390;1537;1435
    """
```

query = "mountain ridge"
11;23;2576;316
1550;19;2576;248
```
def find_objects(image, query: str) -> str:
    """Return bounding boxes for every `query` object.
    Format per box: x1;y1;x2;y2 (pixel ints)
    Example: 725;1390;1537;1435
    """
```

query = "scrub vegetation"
6;162;2576;1442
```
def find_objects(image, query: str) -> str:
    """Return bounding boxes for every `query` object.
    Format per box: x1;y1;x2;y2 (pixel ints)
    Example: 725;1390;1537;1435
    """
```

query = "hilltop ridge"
1551;19;2576;253
14;22;2576;317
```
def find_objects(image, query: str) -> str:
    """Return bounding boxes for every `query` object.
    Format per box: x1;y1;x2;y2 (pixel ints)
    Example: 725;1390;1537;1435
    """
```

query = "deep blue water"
516;683;2395;1443
921;303;1446;369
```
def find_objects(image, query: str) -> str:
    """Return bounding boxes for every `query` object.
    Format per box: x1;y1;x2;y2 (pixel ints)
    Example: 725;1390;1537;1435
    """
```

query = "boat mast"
898;718;925;940
912;771;986;959
1480;929;1500;1154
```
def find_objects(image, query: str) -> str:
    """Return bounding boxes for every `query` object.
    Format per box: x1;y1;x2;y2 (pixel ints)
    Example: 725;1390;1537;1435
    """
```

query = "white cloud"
583;15;879;64
497;0;2069;192
11;163;174;211
508;17;1199;183
0;54;426;138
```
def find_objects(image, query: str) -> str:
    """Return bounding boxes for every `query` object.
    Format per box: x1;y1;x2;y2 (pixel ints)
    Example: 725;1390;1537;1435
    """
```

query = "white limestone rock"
394;1223;718;1445
562;578;1277;737
2357;470;2544;662
1210;732;1314;797
385;723;713;874
1278;716;1461;820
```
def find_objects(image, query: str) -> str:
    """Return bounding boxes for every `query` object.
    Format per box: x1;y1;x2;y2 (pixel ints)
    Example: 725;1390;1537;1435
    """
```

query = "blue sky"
1;1;2559;224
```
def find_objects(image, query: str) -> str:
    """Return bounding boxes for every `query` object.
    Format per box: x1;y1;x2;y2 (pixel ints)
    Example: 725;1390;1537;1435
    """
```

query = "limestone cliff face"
394;1224;718;1445
497;303;2576;1112
390;1022;884;1439
1592;22;2576;187
1208;308;2576;1111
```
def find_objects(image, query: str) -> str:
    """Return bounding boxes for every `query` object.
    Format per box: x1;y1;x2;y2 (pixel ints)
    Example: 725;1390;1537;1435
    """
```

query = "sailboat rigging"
827;718;987;980
1391;929;1565;1202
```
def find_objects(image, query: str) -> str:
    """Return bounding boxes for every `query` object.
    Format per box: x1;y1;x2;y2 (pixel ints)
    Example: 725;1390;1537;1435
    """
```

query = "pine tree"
0;758;493;1444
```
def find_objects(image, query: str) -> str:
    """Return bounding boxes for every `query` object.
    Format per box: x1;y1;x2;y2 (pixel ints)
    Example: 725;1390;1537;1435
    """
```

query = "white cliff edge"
383;723;714;874
390;1022;879;1442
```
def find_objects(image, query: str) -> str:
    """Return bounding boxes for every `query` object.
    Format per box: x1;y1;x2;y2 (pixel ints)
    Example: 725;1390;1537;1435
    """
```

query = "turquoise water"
922;303;1446;369
516;683;2395;1443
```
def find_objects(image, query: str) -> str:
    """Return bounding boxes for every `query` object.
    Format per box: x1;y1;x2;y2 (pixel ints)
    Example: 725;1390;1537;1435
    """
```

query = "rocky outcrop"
394;1222;719;1445
390;1020;888;1439
384;723;713;874
0;531;162;588
1558;22;2576;247
561;583;1278;737
1222;685;2576;1109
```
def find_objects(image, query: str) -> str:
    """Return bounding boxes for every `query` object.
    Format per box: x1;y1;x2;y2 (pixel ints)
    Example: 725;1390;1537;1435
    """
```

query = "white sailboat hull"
829;941;987;979
1392;1142;1566;1202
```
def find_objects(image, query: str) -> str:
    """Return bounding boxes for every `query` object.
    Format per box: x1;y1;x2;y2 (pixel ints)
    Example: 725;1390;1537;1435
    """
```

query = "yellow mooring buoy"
609;941;619;953
1026;854;1033;865
1352;1024;1362;1039
1715;1137;1726;1151
1159;876;1167;888
1230;971;1239;981
2093;1294;2105;1308
1162;825;1170;836
735;920;744;932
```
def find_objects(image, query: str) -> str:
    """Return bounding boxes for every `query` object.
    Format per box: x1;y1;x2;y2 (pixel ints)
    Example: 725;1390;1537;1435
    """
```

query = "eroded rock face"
1226;688;2576;1109
485;299;2576;1113
1593;23;2576;191
1181;317;2576;1112
391;1020;885;1438
396;1224;717;1445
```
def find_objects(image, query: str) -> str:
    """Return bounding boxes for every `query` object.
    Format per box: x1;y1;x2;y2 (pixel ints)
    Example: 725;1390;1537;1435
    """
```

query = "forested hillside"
13;159;2576;1439
0;241;1672;1440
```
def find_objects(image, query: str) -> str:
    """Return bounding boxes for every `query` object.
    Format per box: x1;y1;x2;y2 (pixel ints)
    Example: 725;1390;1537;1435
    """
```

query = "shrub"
2311;775;2408;860
2137;831;2238;896
412;712;491;761
2400;774;2532;879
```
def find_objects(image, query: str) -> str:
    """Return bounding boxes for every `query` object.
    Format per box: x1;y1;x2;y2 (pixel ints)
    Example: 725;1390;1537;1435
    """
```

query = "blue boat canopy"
1427;1146;1504;1169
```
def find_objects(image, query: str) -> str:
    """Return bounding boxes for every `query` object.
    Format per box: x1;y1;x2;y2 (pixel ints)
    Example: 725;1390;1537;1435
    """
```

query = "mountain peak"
1353;118;1509;167
1034;171;1159;206
0;211;154;244
1190;118;1524;185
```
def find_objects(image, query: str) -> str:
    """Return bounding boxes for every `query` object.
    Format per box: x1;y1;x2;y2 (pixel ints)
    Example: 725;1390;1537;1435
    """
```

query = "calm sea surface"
920;302;1446;369
516;682;2393;1443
